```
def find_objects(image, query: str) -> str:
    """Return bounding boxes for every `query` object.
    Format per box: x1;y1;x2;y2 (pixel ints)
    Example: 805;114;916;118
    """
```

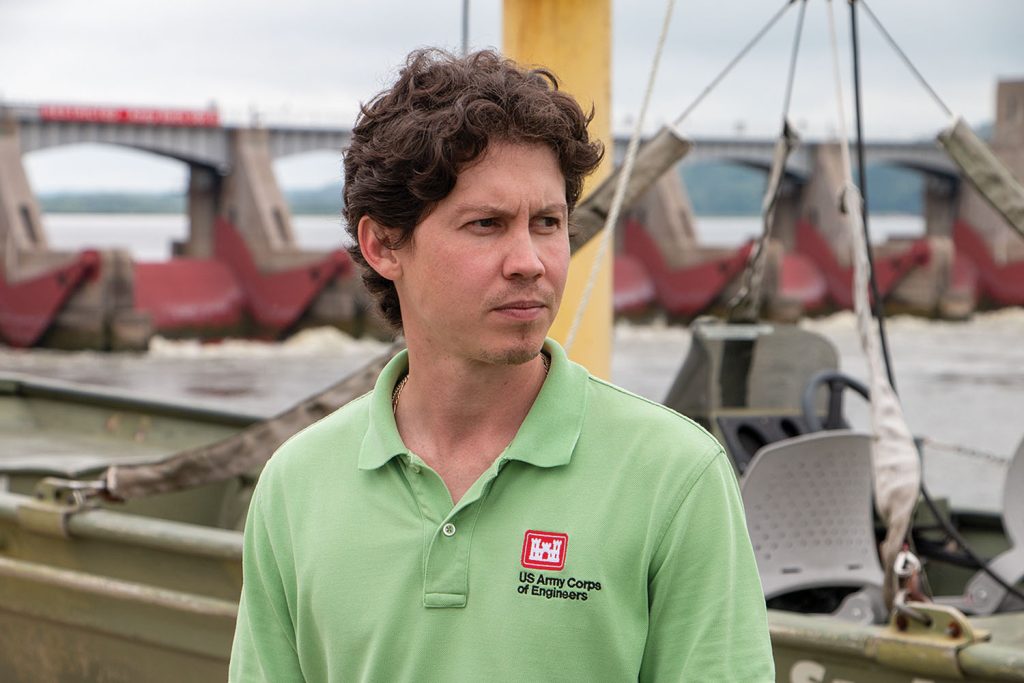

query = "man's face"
393;141;570;367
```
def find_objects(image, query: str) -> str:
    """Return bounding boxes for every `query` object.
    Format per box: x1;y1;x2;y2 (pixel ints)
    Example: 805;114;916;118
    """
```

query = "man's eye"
471;218;497;229
535;216;560;231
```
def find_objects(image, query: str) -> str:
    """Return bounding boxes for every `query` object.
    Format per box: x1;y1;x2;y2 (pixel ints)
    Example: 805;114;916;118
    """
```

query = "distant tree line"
679;162;922;215
40;186;344;215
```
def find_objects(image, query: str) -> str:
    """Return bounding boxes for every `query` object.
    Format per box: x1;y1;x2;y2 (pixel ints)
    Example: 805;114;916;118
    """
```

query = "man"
230;49;774;681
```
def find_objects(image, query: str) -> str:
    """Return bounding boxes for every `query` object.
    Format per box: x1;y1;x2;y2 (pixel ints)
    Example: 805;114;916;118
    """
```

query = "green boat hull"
3;372;1023;681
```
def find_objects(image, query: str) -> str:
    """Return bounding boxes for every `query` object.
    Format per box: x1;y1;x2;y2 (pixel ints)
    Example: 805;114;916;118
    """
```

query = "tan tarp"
939;116;1024;241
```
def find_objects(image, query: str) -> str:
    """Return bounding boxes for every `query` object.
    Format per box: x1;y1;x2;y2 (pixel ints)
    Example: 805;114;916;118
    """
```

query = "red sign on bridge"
39;104;219;127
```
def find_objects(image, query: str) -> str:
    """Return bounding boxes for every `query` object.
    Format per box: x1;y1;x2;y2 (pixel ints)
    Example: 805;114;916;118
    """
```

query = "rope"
724;129;789;321
860;0;953;118
727;0;807;321
564;0;676;352
825;3;852;177
919;438;1010;468
780;0;808;120
673;0;797;127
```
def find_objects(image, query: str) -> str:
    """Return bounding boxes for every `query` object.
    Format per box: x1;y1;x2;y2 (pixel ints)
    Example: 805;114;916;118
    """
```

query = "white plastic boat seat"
740;430;884;601
953;436;1024;615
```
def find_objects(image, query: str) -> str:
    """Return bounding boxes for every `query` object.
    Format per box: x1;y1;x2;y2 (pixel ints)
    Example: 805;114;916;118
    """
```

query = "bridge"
662;136;958;180
8;102;955;179
9;104;351;171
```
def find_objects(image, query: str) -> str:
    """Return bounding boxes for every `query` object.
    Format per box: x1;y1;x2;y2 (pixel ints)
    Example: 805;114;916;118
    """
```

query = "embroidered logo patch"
521;530;568;571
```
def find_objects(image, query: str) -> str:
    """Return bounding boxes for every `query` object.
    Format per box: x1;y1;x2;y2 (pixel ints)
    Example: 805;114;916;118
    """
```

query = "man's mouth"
496;300;546;310
493;300;547;320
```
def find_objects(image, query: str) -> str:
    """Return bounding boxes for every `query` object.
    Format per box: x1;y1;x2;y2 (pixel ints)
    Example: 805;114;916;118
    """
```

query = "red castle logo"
521;530;568;571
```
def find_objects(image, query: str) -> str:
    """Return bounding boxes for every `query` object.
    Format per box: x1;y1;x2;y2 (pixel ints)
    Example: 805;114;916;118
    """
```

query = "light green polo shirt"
230;339;774;682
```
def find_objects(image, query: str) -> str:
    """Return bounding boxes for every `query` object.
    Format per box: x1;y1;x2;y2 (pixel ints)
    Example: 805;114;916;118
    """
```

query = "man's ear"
357;216;403;281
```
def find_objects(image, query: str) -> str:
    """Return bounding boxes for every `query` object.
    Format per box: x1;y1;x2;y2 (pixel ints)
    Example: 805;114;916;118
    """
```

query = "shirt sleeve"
640;448;775;682
229;481;305;683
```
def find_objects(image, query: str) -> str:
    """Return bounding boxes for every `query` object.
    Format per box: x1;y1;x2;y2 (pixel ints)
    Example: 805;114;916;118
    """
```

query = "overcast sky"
3;0;1022;192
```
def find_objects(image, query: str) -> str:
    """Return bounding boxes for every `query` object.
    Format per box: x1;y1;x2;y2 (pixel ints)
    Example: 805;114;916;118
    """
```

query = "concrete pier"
0;117;50;278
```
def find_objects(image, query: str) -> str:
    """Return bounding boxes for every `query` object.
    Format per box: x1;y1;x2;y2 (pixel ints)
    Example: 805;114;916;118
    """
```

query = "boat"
0;350;395;681
0;372;262;680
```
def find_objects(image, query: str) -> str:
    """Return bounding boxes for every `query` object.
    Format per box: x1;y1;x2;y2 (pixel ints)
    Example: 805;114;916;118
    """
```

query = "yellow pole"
503;0;613;378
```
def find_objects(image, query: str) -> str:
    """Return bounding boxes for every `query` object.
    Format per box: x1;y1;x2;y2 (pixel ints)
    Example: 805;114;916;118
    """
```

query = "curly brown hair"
342;48;604;330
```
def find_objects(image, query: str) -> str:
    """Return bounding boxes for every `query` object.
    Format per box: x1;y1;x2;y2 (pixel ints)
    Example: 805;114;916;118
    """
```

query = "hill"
680;162;923;216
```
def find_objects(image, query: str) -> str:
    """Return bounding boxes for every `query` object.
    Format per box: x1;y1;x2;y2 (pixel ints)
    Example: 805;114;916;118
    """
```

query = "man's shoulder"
571;374;737;537
582;374;721;455
263;391;373;479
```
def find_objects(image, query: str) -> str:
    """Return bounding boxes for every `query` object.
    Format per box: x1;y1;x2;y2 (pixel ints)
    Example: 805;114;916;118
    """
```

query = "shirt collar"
358;348;411;470
358;338;588;471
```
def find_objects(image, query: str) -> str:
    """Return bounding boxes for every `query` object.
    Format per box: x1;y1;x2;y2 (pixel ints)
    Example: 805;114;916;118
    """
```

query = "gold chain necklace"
391;352;550;415
391;373;410;415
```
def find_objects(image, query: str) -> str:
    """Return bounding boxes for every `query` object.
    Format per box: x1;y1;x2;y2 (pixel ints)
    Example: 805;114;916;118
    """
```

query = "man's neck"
392;342;549;502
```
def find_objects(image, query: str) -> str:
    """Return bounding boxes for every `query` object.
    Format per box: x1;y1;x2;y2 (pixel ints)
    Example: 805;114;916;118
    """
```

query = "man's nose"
502;225;545;280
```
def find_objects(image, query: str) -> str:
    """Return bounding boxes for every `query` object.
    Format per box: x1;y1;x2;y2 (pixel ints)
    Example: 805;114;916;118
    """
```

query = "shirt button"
409;464;420;474
442;523;456;537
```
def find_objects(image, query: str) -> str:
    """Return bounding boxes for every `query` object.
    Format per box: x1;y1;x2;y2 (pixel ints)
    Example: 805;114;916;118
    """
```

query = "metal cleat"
15;477;106;538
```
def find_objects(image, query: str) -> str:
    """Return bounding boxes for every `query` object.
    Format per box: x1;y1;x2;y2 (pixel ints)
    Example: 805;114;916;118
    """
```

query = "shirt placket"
402;454;504;608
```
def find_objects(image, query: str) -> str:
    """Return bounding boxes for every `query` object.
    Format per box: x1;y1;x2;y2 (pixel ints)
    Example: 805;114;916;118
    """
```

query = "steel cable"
860;0;953;118
672;0;799;128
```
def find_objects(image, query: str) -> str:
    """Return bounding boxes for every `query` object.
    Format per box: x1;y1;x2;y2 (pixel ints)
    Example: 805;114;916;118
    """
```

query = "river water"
6;214;1023;512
